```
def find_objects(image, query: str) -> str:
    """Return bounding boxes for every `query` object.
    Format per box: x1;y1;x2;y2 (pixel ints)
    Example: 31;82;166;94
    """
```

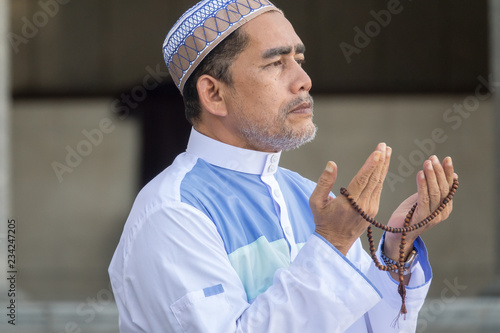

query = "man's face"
223;11;316;152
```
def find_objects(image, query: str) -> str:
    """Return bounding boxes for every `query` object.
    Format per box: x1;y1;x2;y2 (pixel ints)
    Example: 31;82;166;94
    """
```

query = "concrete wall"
12;99;140;300
11;94;495;302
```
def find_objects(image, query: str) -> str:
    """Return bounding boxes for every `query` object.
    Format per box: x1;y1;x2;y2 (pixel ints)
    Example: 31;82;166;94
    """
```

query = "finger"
361;143;388;200
416;170;430;214
430;156;450;197
383;147;392;180
347;143;385;199
423;159;441;211
363;147;392;206
442;157;456;217
442;156;455;186
310;161;338;208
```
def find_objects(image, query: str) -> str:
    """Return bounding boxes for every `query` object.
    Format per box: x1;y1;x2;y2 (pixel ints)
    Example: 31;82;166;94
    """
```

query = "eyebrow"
262;44;306;59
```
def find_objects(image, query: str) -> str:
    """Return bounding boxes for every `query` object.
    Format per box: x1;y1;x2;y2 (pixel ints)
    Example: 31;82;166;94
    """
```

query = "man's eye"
271;60;283;67
296;59;305;66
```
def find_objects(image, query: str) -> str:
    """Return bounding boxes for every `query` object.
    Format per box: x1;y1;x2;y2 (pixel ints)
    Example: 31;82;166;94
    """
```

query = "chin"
280;123;317;152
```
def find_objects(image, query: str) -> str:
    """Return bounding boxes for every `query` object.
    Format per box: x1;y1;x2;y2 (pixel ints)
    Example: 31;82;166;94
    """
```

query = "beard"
235;95;317;152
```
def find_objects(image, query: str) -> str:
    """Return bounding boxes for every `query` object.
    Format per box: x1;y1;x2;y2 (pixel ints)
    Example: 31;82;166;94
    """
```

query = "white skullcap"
163;0;279;94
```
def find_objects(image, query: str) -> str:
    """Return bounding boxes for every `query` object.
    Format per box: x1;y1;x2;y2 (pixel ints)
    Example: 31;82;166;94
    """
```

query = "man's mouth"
289;101;313;115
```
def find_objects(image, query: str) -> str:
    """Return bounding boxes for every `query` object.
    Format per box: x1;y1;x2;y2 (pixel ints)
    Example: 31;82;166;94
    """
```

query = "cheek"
234;73;283;112
243;69;279;92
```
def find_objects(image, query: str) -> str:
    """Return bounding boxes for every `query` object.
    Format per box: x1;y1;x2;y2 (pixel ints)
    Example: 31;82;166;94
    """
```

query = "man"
109;1;457;332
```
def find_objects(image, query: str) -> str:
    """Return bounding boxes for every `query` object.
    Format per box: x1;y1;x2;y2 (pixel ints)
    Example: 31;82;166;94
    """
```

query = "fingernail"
425;160;433;170
326;161;334;173
446;156;453;166
386;146;392;157
374;151;381;162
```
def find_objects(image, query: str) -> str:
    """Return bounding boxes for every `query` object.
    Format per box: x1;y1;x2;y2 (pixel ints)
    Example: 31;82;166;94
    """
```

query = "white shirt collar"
186;128;282;176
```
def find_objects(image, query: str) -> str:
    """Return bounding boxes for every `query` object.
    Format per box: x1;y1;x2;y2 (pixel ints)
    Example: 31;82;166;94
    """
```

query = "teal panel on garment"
228;236;292;301
297;242;306;252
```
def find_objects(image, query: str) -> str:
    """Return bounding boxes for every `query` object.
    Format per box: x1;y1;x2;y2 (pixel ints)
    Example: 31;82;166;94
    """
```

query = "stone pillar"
481;0;500;297
493;0;500;278
0;0;10;296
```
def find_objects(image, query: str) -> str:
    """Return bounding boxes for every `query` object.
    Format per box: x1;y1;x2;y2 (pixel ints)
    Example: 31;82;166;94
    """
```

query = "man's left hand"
384;155;457;264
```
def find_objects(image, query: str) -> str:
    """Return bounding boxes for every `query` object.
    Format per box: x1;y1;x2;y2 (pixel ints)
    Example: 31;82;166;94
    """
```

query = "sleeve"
351;235;432;332
112;201;386;333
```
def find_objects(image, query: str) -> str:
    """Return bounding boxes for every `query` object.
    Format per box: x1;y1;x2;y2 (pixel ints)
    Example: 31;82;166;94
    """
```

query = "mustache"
284;95;314;113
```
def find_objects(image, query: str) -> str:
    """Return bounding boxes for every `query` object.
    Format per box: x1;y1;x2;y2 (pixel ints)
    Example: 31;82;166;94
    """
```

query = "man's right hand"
309;143;391;255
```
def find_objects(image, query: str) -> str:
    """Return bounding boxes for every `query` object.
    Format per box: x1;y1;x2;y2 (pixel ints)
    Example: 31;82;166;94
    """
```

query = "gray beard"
238;119;317;152
236;95;317;152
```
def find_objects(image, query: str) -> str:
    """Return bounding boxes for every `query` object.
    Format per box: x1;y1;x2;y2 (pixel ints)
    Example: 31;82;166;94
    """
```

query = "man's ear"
197;75;228;117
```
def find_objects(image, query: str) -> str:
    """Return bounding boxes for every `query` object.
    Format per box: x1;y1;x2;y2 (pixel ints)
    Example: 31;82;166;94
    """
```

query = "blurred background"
1;0;499;332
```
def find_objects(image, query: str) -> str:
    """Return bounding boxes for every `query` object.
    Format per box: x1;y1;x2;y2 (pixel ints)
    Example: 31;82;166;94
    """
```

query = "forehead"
241;11;303;54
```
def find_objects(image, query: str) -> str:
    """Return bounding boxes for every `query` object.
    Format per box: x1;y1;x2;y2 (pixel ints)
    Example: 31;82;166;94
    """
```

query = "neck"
193;122;275;153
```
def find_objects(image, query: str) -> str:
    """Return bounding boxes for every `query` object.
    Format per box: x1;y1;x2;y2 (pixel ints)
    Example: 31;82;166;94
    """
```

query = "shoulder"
137;152;199;203
118;153;208;245
113;153;224;262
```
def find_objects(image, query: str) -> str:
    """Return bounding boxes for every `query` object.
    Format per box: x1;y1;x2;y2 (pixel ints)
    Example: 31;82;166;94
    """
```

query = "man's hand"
310;143;391;255
384;156;457;261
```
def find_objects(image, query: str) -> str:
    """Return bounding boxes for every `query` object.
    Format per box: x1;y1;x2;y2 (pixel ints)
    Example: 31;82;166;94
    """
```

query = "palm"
387;193;418;229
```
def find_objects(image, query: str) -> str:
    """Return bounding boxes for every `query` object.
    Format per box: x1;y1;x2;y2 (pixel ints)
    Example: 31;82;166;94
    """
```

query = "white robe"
109;128;431;332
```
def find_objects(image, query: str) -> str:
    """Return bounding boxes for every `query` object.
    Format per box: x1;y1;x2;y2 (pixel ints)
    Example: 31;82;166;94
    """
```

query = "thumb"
310;161;337;207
